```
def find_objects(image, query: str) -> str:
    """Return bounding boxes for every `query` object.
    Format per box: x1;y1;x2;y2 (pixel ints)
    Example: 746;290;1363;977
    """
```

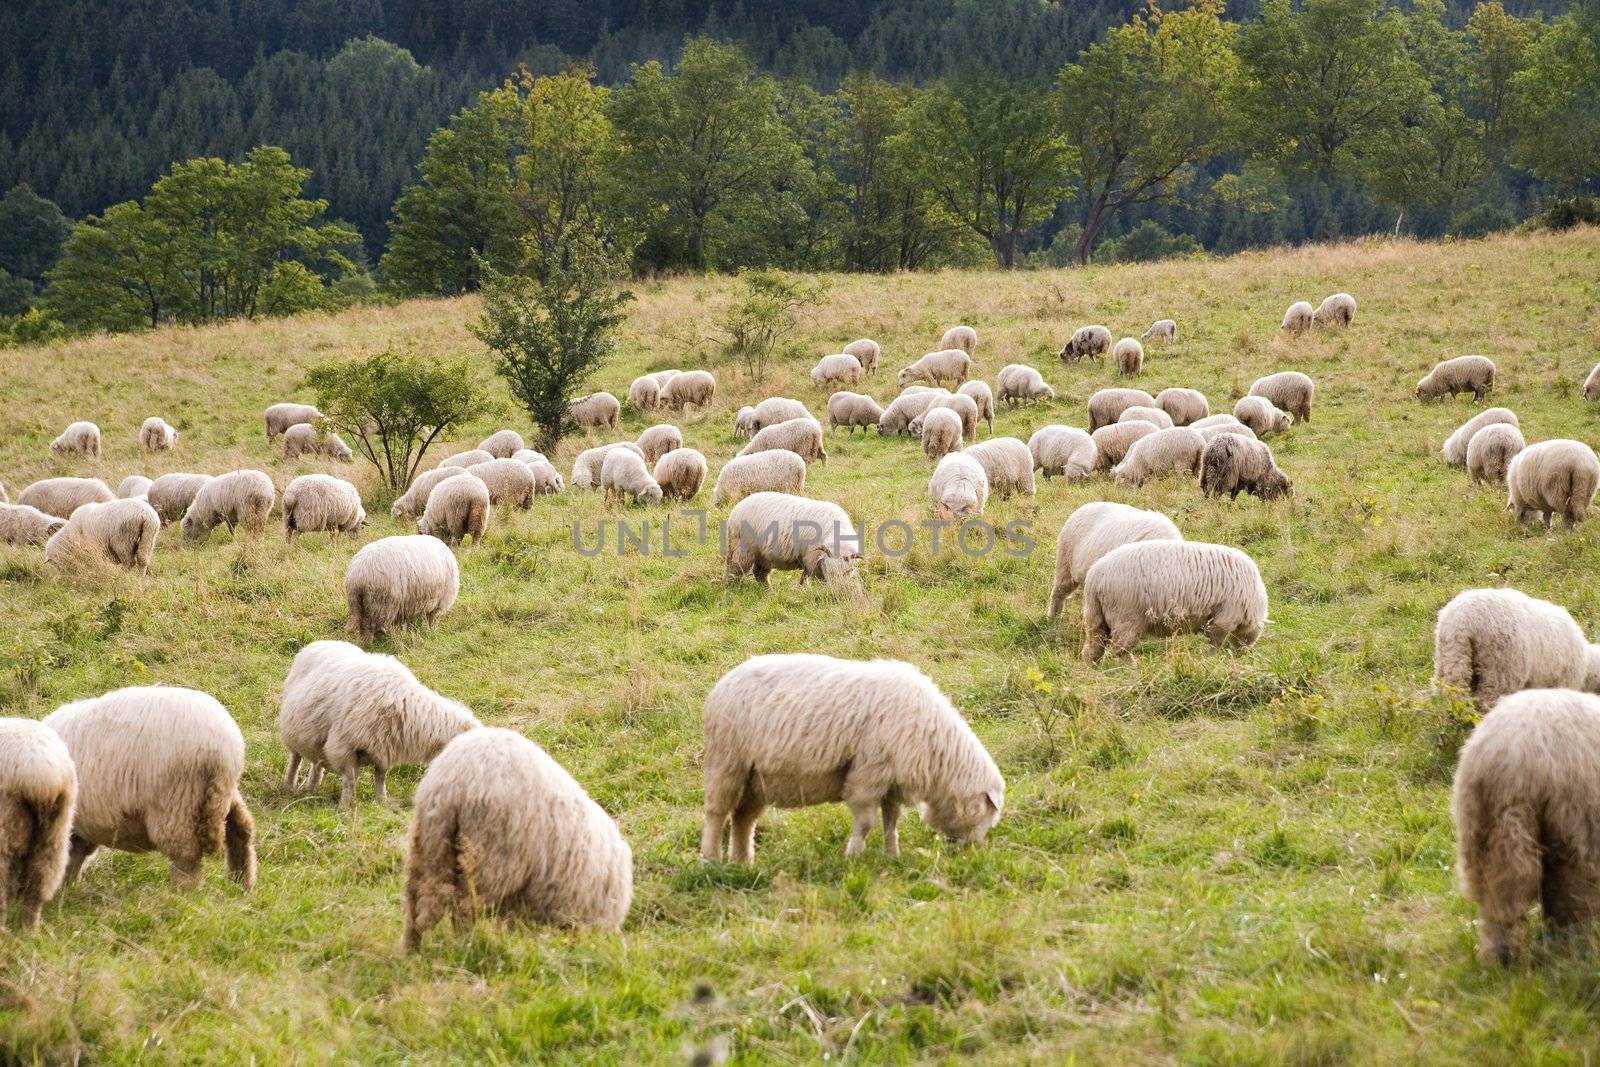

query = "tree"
1468;2;1540;154
718;269;828;385
1508;14;1600;192
0;185;70;313
47;201;183;330
1057;1;1239;264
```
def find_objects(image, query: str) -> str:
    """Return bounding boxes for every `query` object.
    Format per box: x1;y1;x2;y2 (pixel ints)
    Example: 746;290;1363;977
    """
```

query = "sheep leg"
309;762;325;791
1107;624;1142;665
845;803;879;858
729;793;765;864
63;836;96;884
284;752;303;791
339;767;360;810
1541;854;1600;934
169;850;204;888
880;799;902;857
699;810;729;862
373;766;388;805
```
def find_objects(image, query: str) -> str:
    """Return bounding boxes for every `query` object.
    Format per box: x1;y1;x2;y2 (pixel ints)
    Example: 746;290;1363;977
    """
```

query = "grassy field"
3;228;1600;1064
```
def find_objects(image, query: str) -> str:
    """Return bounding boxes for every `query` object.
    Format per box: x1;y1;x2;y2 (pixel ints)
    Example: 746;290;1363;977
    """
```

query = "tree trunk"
1391;208;1405;238
1074;201;1107;266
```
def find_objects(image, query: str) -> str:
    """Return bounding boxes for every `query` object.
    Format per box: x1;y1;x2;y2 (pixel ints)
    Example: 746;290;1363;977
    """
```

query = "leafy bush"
1096;221;1203;264
719;269;827;384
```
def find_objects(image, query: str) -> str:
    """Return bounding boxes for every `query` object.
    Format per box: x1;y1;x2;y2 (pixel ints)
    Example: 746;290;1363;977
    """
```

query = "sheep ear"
984;789;1002;813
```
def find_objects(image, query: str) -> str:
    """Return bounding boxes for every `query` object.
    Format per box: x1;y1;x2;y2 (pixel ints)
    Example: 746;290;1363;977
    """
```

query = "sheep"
654;448;707;501
0;718;76;929
712;451;807;507
963;438;1035;498
601;448;664;506
920;407;965;460
1112;337;1144;376
0;503;67;546
265;403;322;442
1142;320;1177;343
958;381;995;432
1313;292;1356;328
283;474;365;540
1248;371;1315;424
750;396;811;432
877;389;950;435
1154;388;1209;426
181;469;275;540
1417;355;1496;401
1028;426;1096;481
465;458;537;509
571;442;645;491
417;474;489;546
629;375;662;412
45;498;160;575
44;686;255;889
1092;421;1158;470
569;392;622;430
437;449;494;470
1118;405;1174;430
652;369;681;389
1086;388;1156;432
725;492;861;591
1233;395;1293;436
1442;407;1518;467
1281;301;1314;334
282;423;354;462
700;654;1003;862
1506;439;1600;527
511;448;547;466
733;406;758;439
929;452;989;521
1060;325;1112;363
636;424;684;465
526;458;565;495
811;353;863;387
662;370;717;410
1046;501;1182;618
402;728;631;950
899;349;971;388
144;473;211;523
940;325;978;355
844;338;880;374
1081;541;1268;663
1432;589;1600;713
391;467;471;519
826;392;884;434
1196;423;1257;445
345;535;460;642
738;417;827;465
279;640;481;809
477;429;525;459
18;477;114;519
1467;423;1525;486
1586;363;1600;401
996;364;1055;405
1200;434;1292;501
118;475;152;499
50;421;101;460
139;417;178;453
919;393;981;440
1452;689;1600;963
1112;427;1207;487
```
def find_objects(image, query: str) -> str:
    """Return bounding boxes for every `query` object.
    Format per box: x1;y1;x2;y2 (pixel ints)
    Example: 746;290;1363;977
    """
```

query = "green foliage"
0;184;70;312
1508;13;1600;190
718;269;828;384
1097;221;1203;264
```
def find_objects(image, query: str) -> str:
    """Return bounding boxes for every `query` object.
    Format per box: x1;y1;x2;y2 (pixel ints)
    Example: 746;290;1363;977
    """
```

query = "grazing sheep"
118;475;152;499
279;640;481;808
1112;427;1207;487
1417;355;1496;401
636;424;684;465
0;718;76;929
1047;502;1182;619
45;686;255;889
139;417;178;453
526;458;565;495
1433;589;1600;713
1196;422;1257;444
1112;337;1145;376
50;421;101;460
18;477;114;519
733;406;758;439
465;458;537;509
940;325;978;355
1087;388;1157;432
477;429;525;459
1249;371;1315;424
921;394;981;440
0;503;67;546
963;438;1036;498
1467;423;1525;486
569;392;622;430
810;353;863;387
996;364;1055;405
283;474;365;539
1233;395;1293;436
1118;405;1174;430
737;417;827;465
1585;363;1600;402
1155;388;1209;426
750;396;811;432
701;654;1003;862
654;448;707;501
145;473;211;523
1281;301;1314;334
345;535;460;641
826;392;884;434
877;389;950;435
264;403;322;443
1092;421;1158;470
1142;320;1177;343
282;423;354;462
1506;439;1600;527
571;442;645;491
600;448;664;506
437;449;495;470
511;448;547;466
1060;325;1112;363
662;370;717;410
45;498;160;574
391;468;471;520
181;469;275;540
1200;434;1292;501
1452;689;1600;963
929;452;990;521
1081;541;1268;662
629;375;662;412
652;369;681;389
1442;408;1518;467
402;728;631;950
899;349;971;388
417;474;489;546
1313;292;1356;328
725;492;861;590
920;407;964;460
844;338;880;374
958;381;995;432
712;451;807;507
1028;426;1096;481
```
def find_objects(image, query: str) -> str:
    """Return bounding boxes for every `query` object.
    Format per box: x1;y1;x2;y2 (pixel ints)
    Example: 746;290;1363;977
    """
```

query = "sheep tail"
19;791;74;925
402;802;462;953
225;790;257;889
346;586;366;639
1432;628;1475;696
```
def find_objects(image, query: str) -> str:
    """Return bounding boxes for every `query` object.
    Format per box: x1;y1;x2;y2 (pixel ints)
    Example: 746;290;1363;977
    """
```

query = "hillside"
3;229;1600;1062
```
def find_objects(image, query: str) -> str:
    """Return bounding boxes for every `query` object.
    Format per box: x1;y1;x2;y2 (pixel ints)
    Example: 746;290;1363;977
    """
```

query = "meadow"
3;228;1600;1064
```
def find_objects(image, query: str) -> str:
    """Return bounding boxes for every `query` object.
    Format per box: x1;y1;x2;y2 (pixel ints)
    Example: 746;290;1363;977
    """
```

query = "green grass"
4;228;1600;1063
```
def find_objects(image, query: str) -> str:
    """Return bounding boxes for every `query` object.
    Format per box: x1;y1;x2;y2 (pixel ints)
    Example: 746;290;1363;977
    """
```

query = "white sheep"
45;686;255;889
144;473;210;523
652;369;681;389
1142;320;1177;343
1281;301;1314;334
18;477;114;519
712;451;807;507
733;406;758;438
662;370;717;410
1433;588;1600;713
701;654;1003;861
45;498;160;575
1091;421;1158;470
0;503;67;546
1112;427;1207;486
1417;355;1496;401
963;438;1035;498
1117;405;1174;430
417;474;489;546
811;353;863;387
725;492;861;590
737;417;827;465
1506;439;1600;527
1233;395;1293;436
264;403;322;442
826;392;884;434
940;325;978;355
50;421;101;460
877;388;950;435
477;429;525;459
1585;363;1600;401
568;392;622;430
283;474;365;539
920;393;981;441
279;640;481;808
1028;426;1096;480
1199;434;1292;501
1249;371;1315;424
181;469;276;540
1154;388;1208;426
654;448;708;501
402;727;631;950
391;468;471;520
1060;325;1112;363
282;423;354;462
1046;501;1182;618
958;381;995;432
929;452;989;521
571;442;645;491
600;448;664;506
511;448;547;465
629;375;662;412
996;364;1055;405
1086;388;1156;432
750;397;811;433
118;475;152;499
920;407;964;460
899;349;971;388
1112;337;1144;376
844;338;880;374
525;458;565;495
0;718;76;928
465;458;537;509
139;417;178;453
1442;407;1518;467
437;448;495;470
1081;541;1268;662
1313;292;1356;328
1467;423;1525;486
345;535;460;642
636;424;684;465
1196;423;1257;444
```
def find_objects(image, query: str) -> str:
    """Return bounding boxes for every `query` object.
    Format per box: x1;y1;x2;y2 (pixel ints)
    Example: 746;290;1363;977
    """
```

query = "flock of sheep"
1;290;1598;969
